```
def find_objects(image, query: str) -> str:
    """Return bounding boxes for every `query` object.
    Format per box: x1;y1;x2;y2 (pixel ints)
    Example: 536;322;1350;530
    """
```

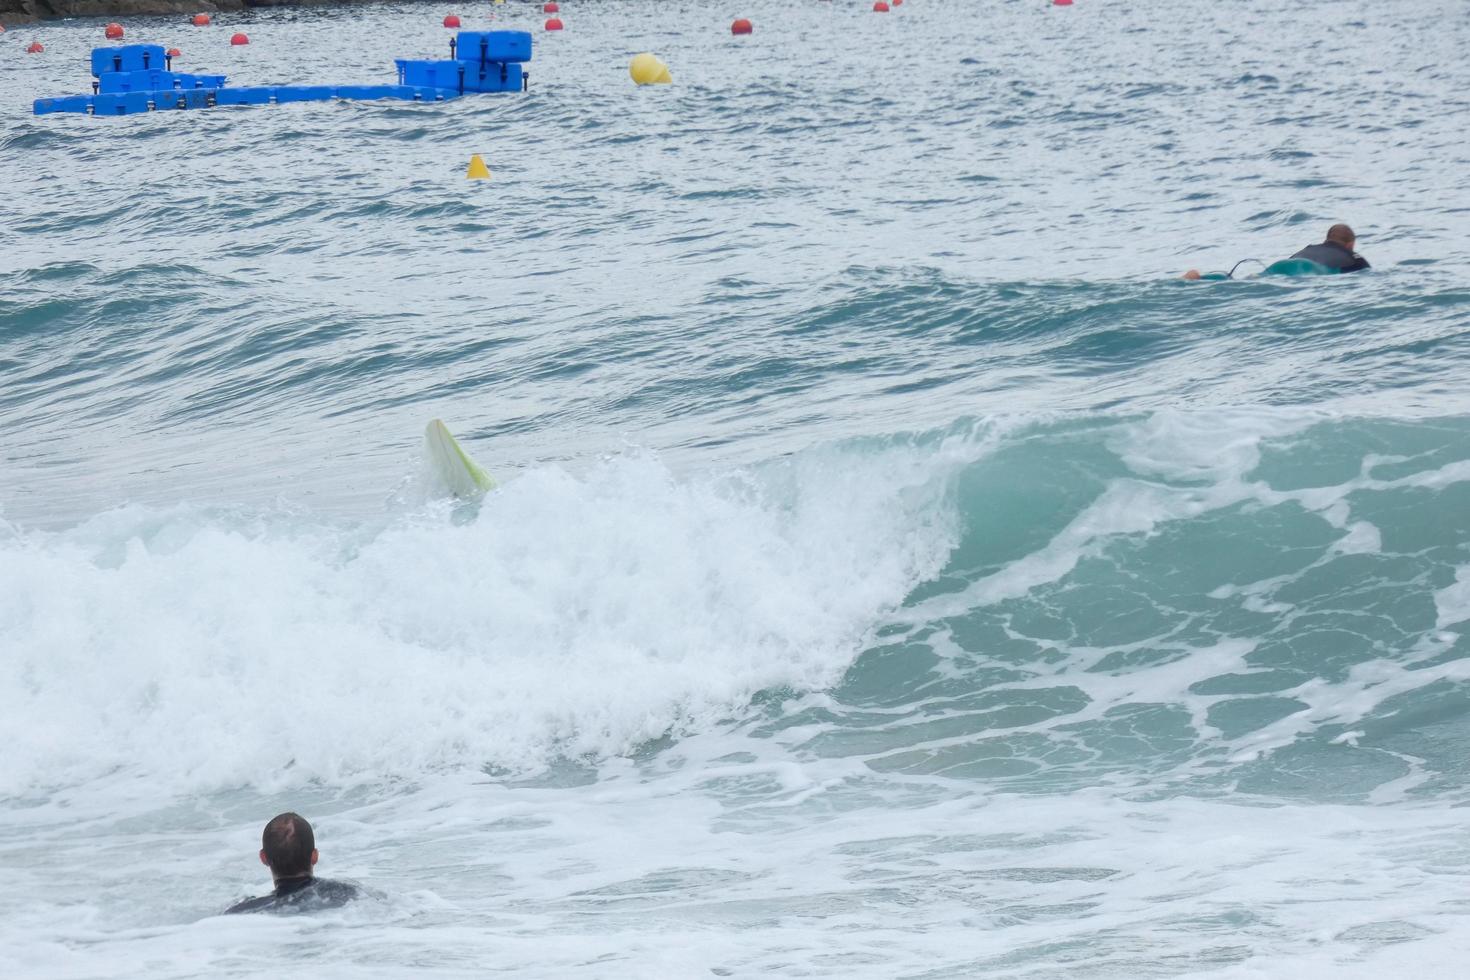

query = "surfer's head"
259;812;318;881
1326;224;1356;249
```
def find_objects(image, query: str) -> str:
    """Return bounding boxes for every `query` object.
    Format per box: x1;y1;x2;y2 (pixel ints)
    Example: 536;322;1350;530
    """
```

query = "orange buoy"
105;22;124;39
28;41;44;53
731;18;752;35
544;2;559;11
167;46;182;56
191;13;210;25
230;32;249;45
893;0;903;4
443;14;460;27
544;16;563;30
872;1;889;10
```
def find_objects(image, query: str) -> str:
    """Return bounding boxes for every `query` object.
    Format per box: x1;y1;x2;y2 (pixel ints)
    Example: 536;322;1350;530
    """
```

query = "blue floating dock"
34;33;532;117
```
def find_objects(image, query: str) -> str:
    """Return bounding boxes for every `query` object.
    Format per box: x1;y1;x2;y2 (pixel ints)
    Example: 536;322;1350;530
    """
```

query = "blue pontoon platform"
34;32;532;116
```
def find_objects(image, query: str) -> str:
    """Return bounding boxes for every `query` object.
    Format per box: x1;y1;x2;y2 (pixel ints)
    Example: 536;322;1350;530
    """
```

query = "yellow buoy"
629;52;671;85
466;154;491;179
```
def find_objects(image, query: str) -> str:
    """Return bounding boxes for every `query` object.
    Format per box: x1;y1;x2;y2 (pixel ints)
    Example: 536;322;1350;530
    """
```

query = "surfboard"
1186;258;1337;281
423;419;496;498
1262;258;1337;277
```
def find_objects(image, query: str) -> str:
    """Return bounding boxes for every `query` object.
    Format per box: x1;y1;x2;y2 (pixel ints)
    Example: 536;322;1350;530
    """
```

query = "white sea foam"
6;760;1468;980
1434;566;1470;630
0;444;964;799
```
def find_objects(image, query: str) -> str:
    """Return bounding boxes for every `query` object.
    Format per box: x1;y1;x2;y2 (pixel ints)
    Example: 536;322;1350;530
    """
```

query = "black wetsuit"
1290;240;1370;273
225;875;359;914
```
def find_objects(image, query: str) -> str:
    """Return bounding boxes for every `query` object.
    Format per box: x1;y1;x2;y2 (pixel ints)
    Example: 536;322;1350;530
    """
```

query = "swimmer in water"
1182;223;1370;279
225;812;359;914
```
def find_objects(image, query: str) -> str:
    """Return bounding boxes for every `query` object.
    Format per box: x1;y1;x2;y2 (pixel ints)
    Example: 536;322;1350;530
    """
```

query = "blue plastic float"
34;32;532;116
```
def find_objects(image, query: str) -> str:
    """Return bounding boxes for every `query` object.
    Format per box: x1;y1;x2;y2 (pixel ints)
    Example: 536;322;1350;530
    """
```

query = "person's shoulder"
224;893;276;915
311;878;359;899
278;877;359;910
225;879;359;915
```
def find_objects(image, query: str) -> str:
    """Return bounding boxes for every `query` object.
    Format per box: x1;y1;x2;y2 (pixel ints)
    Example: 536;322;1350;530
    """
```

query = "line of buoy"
126;0;930;198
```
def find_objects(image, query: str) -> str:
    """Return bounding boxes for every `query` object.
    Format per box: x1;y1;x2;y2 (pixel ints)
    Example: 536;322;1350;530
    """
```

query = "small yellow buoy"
466;154;491;179
629;52;671;85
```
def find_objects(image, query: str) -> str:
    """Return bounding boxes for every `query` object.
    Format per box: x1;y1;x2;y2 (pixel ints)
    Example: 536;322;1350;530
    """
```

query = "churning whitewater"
4;0;1470;977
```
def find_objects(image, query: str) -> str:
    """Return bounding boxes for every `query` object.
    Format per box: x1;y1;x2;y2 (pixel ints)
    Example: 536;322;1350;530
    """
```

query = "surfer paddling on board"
225;812;359;914
1182;223;1370;279
1285;223;1370;273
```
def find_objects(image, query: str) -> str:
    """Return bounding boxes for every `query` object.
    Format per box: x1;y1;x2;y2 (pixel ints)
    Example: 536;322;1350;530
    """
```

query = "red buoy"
191;13;210;25
230;32;249;45
544;17;563;30
872;1;889;10
731;18;752;35
1054;0;1074;5
443;14;460;28
28;41;44;53
893;0;903;4
543;2;559;11
167;47;182;56
105;22;124;39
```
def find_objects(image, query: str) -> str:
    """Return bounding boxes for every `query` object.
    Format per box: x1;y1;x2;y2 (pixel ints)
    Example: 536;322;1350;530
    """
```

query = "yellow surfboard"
423;419;496;498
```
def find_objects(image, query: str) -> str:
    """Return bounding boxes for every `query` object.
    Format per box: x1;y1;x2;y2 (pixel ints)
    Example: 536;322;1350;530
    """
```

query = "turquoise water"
3;1;1470;976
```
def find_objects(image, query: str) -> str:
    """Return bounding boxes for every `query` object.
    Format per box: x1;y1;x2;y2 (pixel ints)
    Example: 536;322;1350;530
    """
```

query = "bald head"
1326;224;1356;248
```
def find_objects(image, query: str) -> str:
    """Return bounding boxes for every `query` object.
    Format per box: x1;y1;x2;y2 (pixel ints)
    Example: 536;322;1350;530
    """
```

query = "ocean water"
3;0;1470;976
